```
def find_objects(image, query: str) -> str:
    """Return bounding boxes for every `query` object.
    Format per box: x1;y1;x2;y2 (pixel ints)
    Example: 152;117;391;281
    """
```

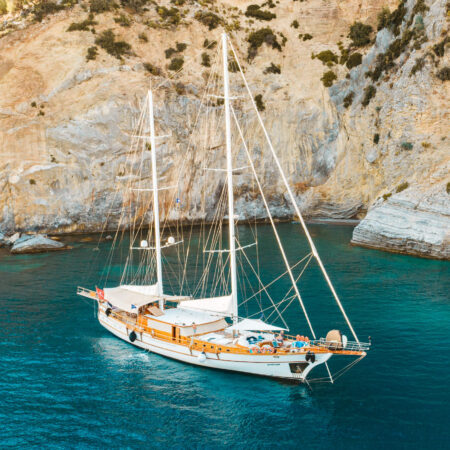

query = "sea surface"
0;223;449;449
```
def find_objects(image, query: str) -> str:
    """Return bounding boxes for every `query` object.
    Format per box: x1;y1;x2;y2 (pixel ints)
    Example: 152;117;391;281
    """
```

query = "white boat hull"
98;310;332;381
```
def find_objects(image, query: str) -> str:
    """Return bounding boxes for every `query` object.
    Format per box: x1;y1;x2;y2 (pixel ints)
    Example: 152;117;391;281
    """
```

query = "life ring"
105;308;111;317
129;331;137;342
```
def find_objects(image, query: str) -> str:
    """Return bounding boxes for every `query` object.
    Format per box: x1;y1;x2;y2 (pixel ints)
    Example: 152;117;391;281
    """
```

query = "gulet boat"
78;33;370;383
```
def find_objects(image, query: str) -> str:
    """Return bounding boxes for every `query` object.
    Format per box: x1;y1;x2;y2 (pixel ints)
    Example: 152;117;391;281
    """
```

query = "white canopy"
179;295;233;316
104;284;189;313
226;318;287;332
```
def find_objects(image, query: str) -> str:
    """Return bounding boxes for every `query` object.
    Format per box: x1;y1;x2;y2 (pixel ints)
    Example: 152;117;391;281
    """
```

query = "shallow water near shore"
0;223;449;449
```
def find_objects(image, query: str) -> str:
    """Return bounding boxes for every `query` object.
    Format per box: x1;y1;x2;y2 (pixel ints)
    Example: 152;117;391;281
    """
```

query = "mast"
222;33;238;325
148;90;164;310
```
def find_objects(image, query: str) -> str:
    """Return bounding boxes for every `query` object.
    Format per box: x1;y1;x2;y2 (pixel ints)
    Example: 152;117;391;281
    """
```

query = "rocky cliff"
0;0;448;258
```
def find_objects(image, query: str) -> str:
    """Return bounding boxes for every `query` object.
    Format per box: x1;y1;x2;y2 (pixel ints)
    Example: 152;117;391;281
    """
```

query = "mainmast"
222;33;238;325
148;90;164;310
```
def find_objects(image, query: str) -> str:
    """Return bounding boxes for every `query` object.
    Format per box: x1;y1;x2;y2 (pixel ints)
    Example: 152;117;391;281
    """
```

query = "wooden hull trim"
98;310;332;381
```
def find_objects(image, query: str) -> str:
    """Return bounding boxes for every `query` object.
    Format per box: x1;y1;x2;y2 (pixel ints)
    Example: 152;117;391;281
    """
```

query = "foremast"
222;33;238;326
148;90;164;311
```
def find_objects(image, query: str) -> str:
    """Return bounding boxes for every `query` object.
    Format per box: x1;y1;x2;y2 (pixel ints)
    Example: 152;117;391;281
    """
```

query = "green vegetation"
228;59;239;73
201;52;211;67
86;46;98;61
436;67;450;81
348;21;373;47
95;30;132;59
247;28;281;60
89;0;112;14
447;182;450;194
380;0;407;36
313;50;338;66
320;70;337;87
29;179;36;185
396;182;409;193
361;84;376;107
421;142;431;148
343;92;354;108
143;62;161;75
373;133;380;144
165;48;177;58
195;11;221;30
377;7;390;31
67;14;97;31
410;56;426;76
168;57;184;71
382;192;392;201
0;0;7;15
400;142;413;150
34;1;66;22
114;13;131;27
291;20;299;29
433;36;449;57
165;42;186;59
203;39;217;49
31;101;37;108
245;4;276;21
254;94;265;111
302;33;313;41
346;52;362;69
264;62;281;74
138;32;148;42
157;6;181;26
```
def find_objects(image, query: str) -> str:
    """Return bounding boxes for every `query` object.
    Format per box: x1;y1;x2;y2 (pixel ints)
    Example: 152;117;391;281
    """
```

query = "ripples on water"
0;224;449;449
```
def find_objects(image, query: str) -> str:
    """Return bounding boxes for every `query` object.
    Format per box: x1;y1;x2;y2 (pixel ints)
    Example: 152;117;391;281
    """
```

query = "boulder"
11;234;67;254
6;232;21;245
0;232;6;247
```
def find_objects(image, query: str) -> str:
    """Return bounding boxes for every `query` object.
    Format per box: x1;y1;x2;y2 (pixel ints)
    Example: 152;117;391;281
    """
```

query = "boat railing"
309;338;370;352
77;286;97;299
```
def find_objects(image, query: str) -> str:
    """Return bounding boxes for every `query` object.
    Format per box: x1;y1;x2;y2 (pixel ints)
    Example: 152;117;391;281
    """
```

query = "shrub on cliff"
436;67;450;81
157;6;181;26
348;21;373;47
90;0;112;14
168;57;184;71
245;5;276;21
0;0;7;15
396;182;409;193
34;1;66;22
377;7;390;31
254;94;265;111
86;46;98;61
314;50;338;66
373;133;380;144
67;14;97;31
201;52;211;67
264;63;281;74
346;52;362;69
143;62;161;76
361;85;376;107
291;20;299;29
400;142;413;150
195;11;221;30
247;28;281;60
114;13;131;27
343;92;354;108
321;70;337;87
433;36;449;58
95;29;132;59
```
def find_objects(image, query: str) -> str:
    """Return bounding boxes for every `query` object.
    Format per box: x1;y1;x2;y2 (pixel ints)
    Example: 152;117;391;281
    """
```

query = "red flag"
96;287;105;300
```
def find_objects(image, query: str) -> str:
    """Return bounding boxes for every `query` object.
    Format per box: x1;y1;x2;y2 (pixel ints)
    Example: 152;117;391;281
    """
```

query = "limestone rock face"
0;0;448;259
10;233;66;253
351;182;450;259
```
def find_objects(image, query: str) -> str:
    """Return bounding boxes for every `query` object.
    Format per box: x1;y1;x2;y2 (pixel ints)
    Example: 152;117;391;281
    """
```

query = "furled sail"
179;295;233;316
104;284;189;313
226;318;287;332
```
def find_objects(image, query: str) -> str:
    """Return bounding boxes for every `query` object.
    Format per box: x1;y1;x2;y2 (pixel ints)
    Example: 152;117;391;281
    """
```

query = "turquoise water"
0;224;449;449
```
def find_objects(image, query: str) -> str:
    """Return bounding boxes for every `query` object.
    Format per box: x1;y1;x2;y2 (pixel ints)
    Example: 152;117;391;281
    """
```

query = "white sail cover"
226;318;287;332
104;284;188;313
179;295;233;316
